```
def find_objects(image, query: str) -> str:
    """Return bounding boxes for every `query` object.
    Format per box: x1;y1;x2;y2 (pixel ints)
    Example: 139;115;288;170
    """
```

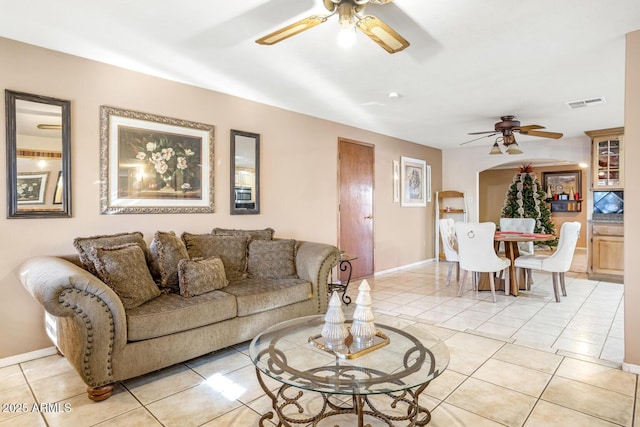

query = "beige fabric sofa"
19;239;339;401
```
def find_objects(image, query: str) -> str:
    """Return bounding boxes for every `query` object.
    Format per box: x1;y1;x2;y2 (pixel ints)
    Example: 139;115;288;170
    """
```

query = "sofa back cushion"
149;231;190;292
211;227;274;241
90;244;161;309
181;233;249;279
74;231;150;275
178;256;228;297
247;239;297;279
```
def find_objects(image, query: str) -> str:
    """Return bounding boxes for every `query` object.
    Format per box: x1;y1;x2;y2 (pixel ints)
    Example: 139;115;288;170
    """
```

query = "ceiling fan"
462;115;563;144
255;0;410;54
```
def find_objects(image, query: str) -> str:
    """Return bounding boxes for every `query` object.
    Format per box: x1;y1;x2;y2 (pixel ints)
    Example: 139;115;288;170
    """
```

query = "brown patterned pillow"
181;233;249;279
90;244;160;309
74;232;149;275
247;239;297;279
149;231;190;292
178;257;228;297
211;227;274;241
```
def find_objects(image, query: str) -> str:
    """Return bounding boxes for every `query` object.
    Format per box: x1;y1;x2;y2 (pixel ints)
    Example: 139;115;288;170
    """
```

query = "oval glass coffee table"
249;315;449;426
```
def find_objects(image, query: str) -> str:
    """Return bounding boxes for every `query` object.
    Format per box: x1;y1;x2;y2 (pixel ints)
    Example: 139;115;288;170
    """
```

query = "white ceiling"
1;0;639;151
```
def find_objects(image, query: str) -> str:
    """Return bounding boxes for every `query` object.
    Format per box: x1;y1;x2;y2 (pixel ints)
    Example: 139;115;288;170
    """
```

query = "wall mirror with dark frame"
5;90;71;218
230;129;259;215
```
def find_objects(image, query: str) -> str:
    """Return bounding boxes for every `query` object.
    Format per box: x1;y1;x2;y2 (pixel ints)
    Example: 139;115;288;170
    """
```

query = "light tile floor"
1;259;635;426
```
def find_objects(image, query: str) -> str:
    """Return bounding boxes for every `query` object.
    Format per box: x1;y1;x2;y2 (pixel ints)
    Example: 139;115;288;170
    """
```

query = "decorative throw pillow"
211;227;275;241
90;244;161;309
247;239;297;279
181;233;249;279
149;231;190;292
74;231;149;275
178;256;228;297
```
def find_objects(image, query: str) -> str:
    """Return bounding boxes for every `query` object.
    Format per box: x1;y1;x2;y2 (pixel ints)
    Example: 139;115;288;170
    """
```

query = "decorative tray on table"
309;327;390;360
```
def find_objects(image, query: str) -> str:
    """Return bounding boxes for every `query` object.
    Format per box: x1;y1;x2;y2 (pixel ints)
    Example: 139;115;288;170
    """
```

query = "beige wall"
0;37;442;358
624;30;640;367
479;165;588;248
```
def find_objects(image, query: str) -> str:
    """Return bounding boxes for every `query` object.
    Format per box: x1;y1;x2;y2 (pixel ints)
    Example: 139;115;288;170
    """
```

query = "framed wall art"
53;171;63;204
393;160;400;203
99;106;215;214
400;156;428;207
542;170;581;200
17;172;49;204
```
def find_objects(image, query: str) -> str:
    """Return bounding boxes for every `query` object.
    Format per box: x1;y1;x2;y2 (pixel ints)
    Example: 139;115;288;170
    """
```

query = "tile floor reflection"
1;259;634;426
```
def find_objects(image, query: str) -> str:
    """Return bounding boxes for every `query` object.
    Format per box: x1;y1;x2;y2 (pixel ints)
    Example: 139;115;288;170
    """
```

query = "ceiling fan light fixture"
337;25;357;48
489;142;503;155
506;142;523;155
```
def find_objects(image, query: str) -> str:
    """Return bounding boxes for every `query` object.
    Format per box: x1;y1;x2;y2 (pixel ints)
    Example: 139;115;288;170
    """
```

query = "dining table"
478;231;555;296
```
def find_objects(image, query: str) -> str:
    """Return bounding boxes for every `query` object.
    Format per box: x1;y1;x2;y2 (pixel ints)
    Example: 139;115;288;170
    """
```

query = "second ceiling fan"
256;0;410;54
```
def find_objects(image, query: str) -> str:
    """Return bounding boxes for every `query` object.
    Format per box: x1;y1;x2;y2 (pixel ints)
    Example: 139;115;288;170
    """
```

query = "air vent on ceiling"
566;97;607;109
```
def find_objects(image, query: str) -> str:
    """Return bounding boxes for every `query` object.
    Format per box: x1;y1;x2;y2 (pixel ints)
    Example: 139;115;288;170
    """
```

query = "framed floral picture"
99;106;215;214
400;156;428;207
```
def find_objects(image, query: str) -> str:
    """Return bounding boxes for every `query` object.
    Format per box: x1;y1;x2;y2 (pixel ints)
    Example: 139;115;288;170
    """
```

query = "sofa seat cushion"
223;277;312;317
126;290;237;341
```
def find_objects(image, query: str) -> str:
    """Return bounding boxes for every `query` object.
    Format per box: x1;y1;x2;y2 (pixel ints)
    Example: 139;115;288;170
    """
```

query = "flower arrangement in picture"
407;168;422;198
120;128;202;193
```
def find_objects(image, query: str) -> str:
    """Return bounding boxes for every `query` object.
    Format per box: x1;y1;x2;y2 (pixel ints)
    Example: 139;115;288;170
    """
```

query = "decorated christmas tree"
501;164;556;240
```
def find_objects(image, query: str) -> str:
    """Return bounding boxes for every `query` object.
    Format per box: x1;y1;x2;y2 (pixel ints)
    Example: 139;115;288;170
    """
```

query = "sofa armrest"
295;241;339;313
19;256;127;387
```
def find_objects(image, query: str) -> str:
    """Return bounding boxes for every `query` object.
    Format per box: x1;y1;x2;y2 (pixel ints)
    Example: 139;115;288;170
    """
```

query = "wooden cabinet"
589;222;624;282
585;127;624;190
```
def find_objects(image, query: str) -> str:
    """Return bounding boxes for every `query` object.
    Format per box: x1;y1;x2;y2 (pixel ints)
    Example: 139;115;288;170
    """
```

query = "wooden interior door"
338;139;374;280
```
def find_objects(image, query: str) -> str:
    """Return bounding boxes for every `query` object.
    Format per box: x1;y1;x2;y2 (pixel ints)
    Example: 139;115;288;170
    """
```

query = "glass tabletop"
249;315;449;396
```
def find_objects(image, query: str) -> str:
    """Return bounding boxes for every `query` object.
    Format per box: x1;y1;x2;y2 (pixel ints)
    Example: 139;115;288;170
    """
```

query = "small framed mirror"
230;129;259;215
5;90;71;218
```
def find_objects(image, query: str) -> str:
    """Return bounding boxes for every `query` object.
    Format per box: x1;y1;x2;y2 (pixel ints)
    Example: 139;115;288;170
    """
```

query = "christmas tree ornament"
350;279;377;348
321;291;348;351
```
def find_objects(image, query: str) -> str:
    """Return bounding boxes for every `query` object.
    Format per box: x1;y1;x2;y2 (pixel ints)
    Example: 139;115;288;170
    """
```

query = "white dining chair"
514;221;581;302
455;222;511;303
438;218;459;287
500;217;536;289
499;217;536;255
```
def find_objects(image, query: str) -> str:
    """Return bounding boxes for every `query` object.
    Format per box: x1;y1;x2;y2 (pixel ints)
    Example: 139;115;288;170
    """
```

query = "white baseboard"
0;346;57;368
375;258;435;276
622;362;640;374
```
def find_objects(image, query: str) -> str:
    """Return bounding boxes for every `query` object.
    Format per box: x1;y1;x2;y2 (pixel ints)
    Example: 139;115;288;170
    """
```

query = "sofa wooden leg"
87;384;114;401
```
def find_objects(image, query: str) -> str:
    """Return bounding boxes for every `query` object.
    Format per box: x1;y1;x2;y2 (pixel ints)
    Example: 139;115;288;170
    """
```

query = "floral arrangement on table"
120;128;201;193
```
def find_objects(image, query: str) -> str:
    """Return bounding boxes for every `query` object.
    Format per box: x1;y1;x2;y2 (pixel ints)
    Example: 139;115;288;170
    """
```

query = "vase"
161;175;174;192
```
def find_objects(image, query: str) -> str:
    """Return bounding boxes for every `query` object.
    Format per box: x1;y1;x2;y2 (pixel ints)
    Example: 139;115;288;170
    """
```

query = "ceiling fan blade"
519;129;563;139
517;124;545;131
467;130;498;135
355;15;409;53
460;133;499;145
256;15;328;45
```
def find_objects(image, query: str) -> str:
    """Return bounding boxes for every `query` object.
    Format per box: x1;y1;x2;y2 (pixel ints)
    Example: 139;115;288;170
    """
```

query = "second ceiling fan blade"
517;125;545;131
256;15;329;45
356;15;410;53
519;129;563;139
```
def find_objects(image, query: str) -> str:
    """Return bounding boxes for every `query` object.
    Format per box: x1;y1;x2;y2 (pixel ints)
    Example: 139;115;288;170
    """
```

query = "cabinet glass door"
596;139;621;188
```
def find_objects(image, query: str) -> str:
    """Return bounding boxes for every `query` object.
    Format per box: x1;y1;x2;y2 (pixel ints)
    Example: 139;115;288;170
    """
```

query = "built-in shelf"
545;199;582;212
